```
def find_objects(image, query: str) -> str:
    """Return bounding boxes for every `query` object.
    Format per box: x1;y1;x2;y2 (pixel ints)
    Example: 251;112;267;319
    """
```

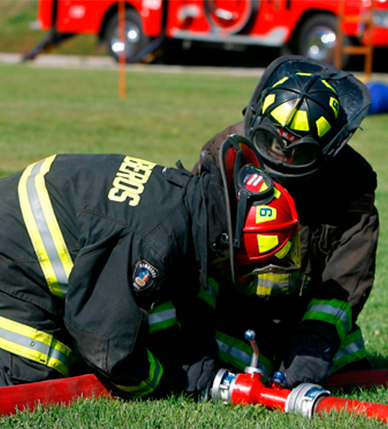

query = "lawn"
0;62;388;427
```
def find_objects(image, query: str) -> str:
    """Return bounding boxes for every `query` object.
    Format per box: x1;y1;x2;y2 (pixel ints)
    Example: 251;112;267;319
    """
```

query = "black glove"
176;356;216;398
280;333;334;389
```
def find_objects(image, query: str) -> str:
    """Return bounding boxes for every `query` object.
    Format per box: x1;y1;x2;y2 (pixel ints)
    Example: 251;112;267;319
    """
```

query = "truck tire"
105;9;150;63
296;14;352;67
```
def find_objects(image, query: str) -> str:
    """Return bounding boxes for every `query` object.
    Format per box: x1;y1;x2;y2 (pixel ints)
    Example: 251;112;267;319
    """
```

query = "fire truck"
30;0;388;65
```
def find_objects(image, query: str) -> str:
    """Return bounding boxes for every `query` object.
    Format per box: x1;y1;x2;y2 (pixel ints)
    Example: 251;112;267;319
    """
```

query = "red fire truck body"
36;0;388;64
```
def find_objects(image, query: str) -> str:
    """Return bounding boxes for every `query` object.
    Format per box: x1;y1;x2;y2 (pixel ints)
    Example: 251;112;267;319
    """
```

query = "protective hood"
243;55;371;179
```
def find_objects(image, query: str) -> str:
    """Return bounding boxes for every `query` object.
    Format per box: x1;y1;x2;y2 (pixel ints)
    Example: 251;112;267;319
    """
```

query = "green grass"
0;64;253;173
0;63;388;427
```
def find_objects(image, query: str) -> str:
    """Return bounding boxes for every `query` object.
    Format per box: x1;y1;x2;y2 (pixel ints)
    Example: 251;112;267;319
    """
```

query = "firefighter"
0;143;294;397
194;56;379;389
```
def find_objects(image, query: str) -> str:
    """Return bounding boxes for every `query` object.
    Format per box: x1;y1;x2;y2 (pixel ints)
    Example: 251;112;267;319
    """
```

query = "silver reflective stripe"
334;338;365;362
216;339;251;366
27;161;69;296
18;156;74;298
307;304;350;334
0;325;68;367
255;277;290;290
149;308;176;326
207;281;219;299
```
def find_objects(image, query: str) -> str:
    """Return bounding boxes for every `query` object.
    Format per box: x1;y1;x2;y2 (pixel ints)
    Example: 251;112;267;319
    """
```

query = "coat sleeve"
64;232;164;397
299;198;379;350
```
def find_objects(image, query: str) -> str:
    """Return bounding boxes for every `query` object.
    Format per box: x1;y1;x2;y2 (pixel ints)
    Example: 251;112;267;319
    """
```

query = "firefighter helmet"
234;165;299;281
219;134;300;285
244;55;371;179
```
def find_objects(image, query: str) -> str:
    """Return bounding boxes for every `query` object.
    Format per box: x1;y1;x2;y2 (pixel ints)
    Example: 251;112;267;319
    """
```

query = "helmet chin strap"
233;191;248;248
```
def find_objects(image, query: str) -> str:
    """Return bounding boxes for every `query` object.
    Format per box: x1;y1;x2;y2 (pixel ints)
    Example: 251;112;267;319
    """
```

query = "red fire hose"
211;369;388;422
0;328;388;421
0;374;113;416
210;329;388;422
0;368;387;421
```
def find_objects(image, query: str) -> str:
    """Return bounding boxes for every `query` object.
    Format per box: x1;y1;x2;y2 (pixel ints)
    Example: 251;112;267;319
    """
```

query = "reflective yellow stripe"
275;240;291;259
0;316;71;376
333;327;367;372
241;270;310;296
316;116;331;138
197;278;219;310
289;110;309;132
18;155;73;298
271;101;294;126
257;234;279;253
148;301;178;334
114;349;163;397
262;94;275;113
321;79;337;93
302;298;352;344
272;76;289;87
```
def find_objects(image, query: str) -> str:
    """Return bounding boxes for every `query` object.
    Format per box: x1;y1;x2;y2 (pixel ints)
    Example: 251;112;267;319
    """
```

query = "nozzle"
244;330;259;369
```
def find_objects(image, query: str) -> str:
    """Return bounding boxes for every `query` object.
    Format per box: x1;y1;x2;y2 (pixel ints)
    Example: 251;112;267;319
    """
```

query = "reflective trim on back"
18;155;73;298
0;316;71;376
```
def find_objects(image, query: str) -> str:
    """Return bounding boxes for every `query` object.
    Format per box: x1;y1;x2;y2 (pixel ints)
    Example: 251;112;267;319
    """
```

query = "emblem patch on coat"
133;260;159;292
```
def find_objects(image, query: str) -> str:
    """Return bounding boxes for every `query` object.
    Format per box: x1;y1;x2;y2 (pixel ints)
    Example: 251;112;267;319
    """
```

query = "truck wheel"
105;9;150;63
297;14;352;67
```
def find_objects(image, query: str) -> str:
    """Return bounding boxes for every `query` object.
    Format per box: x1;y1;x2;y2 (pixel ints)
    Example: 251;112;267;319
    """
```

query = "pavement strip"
0;52;267;77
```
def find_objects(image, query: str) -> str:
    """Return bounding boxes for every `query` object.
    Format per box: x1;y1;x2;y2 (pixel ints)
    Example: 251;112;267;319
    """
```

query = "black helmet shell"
262;73;340;142
244;55;371;179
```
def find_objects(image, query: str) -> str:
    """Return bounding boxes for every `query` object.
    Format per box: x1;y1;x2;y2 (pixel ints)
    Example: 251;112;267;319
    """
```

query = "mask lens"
239;141;262;167
253;129;321;167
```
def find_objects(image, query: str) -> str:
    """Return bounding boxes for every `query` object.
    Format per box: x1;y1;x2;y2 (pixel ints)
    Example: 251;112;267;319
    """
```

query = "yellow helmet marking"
262;94;276;114
289;110;309;132
316;116;331;137
256;205;277;224
274;188;281;199
321;79;337;93
275;240;292;259
296;72;312;76
329;97;340;119
257;234;279;253
270;99;300;126
272;76;289;87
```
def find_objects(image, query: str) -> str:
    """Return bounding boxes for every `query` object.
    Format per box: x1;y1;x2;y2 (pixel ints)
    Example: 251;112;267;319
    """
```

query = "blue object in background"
366;81;388;114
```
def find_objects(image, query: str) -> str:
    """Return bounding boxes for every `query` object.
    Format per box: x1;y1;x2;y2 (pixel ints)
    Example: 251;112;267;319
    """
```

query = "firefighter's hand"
175;357;216;398
279;333;333;389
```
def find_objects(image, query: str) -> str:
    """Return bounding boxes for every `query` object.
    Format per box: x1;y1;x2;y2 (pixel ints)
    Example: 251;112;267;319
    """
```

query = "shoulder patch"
132;260;159;292
346;194;374;214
